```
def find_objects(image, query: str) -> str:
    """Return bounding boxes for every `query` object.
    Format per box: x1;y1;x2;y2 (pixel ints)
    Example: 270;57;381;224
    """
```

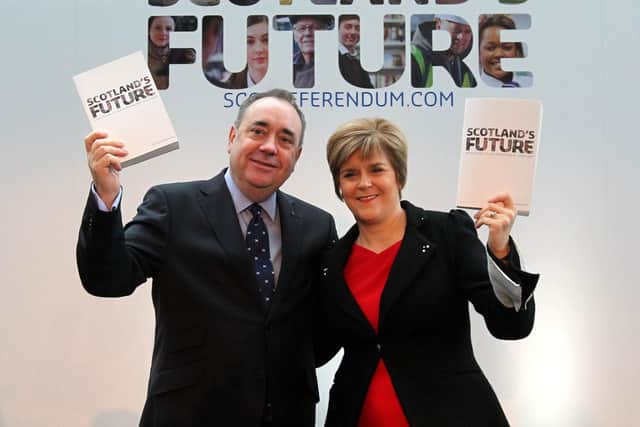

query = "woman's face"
480;26;520;80
247;21;268;80
149;16;174;48
338;149;402;226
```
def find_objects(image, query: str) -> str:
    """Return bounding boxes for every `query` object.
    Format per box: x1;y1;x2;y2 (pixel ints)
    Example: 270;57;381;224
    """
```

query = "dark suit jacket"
338;53;373;88
316;201;538;427
77;171;336;427
225;68;249;89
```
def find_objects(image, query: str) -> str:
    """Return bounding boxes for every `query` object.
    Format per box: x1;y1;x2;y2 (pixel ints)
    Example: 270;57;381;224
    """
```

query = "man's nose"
260;134;278;154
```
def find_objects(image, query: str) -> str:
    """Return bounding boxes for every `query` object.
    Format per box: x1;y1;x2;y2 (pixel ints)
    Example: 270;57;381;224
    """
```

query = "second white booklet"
456;98;543;216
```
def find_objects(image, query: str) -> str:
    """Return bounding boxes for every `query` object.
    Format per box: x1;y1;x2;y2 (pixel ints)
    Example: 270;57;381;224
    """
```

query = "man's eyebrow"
250;120;297;140
250;120;269;128
281;127;295;139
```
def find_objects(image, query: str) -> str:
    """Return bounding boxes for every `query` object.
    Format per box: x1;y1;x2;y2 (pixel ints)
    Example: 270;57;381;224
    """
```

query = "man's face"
437;19;472;56
339;18;360;52
293;18;321;56
228;97;303;201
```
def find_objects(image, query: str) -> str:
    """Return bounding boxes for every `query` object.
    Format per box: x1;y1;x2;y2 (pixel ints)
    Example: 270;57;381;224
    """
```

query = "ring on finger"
486;211;497;218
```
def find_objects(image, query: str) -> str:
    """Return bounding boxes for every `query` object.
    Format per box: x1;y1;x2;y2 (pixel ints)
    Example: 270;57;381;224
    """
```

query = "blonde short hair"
326;117;408;200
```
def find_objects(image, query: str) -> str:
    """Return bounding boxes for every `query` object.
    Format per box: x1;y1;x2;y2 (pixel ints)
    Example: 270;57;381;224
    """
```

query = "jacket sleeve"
486;238;538;312
76;185;169;297
448;209;538;340
312;218;341;367
313;280;342;367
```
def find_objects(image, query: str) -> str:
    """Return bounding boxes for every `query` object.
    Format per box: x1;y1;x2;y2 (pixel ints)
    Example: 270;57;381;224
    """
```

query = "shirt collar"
480;69;517;87
224;169;277;220
339;43;352;55
247;71;256;88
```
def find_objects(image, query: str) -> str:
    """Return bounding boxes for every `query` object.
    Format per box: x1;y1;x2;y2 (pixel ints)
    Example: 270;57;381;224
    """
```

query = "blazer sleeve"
448;209;538;340
313;278;342;367
312;219;341;368
76;185;169;297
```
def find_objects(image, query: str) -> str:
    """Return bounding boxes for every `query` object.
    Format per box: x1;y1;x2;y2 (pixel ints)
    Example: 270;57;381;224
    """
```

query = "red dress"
344;241;410;427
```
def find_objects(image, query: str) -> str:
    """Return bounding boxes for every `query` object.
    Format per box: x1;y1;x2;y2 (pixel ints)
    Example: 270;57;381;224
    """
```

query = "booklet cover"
73;51;178;167
456;98;543;216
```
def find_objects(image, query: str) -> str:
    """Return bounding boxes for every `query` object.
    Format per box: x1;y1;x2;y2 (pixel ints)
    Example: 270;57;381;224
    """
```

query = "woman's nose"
357;174;372;188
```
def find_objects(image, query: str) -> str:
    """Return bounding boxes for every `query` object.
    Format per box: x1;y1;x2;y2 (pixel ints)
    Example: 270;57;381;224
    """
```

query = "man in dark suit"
337;15;373;89
77;89;337;426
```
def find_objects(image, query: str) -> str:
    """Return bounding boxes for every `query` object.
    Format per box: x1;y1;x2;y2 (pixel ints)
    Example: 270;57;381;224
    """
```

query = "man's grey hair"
234;89;307;147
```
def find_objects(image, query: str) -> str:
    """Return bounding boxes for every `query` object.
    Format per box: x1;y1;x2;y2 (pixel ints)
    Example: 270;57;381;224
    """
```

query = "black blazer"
225;68;249;89
316;201;538;427
77;171;336;427
338;53;373;89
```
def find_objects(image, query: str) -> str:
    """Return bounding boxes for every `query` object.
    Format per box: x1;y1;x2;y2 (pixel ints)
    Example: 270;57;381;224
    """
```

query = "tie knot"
249;203;262;217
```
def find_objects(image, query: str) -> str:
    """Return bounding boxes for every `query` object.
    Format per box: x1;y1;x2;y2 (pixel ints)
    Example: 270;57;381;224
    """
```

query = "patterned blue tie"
246;203;275;308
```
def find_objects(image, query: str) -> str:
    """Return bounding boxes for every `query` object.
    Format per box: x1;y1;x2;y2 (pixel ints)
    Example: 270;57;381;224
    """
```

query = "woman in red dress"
316;118;539;426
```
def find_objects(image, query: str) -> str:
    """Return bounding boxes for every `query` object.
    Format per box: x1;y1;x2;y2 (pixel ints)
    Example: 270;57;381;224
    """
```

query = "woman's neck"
248;67;266;85
148;42;169;57
356;207;406;253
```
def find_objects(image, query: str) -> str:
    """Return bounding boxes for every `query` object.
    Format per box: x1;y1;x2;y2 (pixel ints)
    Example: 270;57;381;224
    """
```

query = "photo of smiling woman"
224;16;269;89
316;118;539;427
479;14;533;87
148;16;196;89
148;16;175;89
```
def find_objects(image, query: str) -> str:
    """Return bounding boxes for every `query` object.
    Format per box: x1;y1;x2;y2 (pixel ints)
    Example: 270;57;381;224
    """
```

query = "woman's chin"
485;68;508;81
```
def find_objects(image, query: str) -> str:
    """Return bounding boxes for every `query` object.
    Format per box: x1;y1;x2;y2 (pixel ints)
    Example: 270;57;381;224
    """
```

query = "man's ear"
295;146;303;161
227;126;237;153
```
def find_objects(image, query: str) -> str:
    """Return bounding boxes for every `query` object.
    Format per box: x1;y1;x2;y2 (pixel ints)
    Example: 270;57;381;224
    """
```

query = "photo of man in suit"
77;89;337;426
338;15;373;89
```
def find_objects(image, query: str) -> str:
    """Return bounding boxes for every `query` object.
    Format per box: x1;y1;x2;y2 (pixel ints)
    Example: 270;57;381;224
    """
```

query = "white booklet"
456;98;543;216
73;51;178;167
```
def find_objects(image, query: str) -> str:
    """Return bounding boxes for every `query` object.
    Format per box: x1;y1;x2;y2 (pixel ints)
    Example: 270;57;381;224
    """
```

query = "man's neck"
225;169;275;204
339;43;354;55
302;53;314;64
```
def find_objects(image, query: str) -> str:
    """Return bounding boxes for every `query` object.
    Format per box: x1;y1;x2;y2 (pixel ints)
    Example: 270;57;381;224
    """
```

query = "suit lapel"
197;172;262;309
327;225;378;333
379;203;436;328
267;192;302;317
